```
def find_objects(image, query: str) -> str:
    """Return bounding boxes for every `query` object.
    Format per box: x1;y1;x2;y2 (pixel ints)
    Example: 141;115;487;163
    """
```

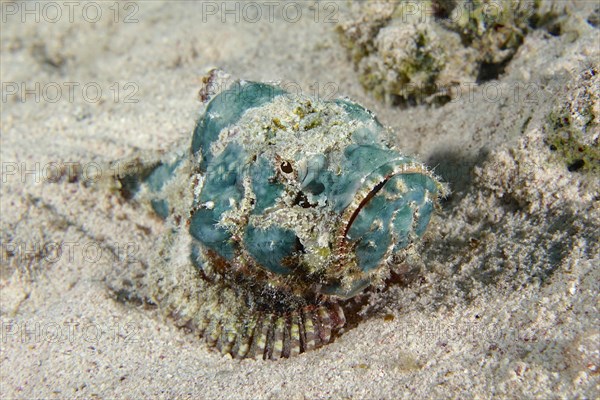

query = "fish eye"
280;161;293;174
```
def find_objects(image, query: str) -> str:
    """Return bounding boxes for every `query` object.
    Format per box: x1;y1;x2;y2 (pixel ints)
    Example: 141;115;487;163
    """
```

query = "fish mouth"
338;156;431;249
320;157;439;299
342;175;391;239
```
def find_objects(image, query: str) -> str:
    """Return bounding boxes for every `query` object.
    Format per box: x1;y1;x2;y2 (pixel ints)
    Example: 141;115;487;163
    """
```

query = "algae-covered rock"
356;15;477;105
337;0;566;105
544;65;599;174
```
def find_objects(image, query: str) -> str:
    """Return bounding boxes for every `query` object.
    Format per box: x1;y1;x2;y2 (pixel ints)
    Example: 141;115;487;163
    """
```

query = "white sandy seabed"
1;1;598;399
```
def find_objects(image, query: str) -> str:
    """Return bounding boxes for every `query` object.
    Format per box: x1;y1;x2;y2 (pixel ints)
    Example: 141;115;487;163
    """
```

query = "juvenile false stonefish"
106;70;446;360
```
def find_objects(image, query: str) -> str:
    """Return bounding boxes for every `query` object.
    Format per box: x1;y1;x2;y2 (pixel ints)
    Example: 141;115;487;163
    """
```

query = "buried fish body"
109;72;445;360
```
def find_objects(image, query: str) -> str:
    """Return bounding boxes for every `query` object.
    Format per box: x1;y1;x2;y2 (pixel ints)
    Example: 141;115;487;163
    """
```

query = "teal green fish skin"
191;82;286;170
244;225;299;275
189;143;246;260
133;81;441;294
145;160;181;219
250;156;284;214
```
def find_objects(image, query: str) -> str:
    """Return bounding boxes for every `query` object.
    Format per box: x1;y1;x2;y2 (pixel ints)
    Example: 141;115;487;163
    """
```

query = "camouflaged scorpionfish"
110;71;445;360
